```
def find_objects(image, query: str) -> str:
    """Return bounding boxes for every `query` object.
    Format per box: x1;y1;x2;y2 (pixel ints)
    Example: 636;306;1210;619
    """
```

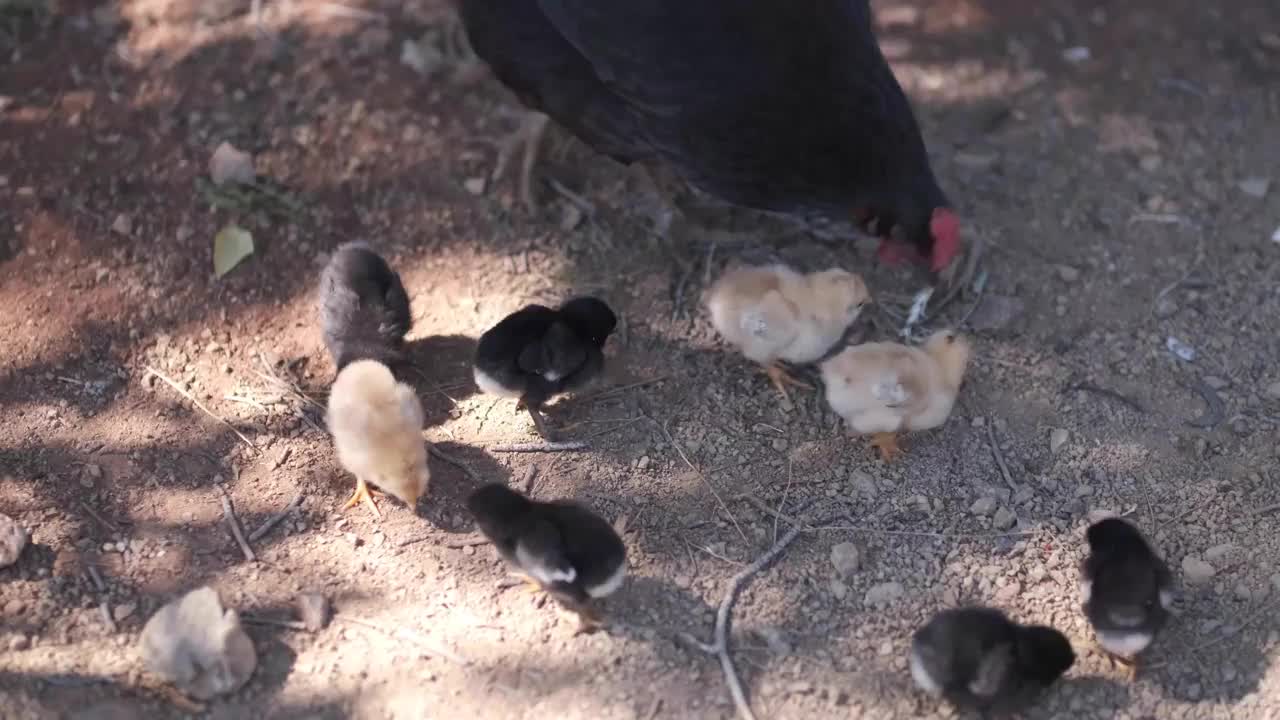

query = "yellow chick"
819;330;971;462
705;264;870;399
327;360;430;518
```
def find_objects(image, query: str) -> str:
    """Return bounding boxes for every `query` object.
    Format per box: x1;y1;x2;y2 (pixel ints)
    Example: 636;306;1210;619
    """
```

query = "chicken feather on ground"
819;329;970;461
327;360;429;518
705;264;869;400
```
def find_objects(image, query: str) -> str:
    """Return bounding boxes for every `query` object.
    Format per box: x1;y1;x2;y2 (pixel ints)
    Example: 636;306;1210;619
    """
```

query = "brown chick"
705;264;870;400
819;330;971;462
327;360;430;518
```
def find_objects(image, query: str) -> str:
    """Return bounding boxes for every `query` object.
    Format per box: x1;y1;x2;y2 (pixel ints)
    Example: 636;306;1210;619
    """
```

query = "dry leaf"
213;225;254;278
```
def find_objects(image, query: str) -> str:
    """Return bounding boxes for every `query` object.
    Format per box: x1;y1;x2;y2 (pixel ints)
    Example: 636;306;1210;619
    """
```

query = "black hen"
473;296;616;437
1081;517;1173;680
318;243;413;372
467;483;627;632
458;0;962;279
910;607;1075;715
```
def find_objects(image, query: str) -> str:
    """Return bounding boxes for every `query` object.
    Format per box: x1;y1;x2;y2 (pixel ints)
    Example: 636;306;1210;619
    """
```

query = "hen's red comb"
929;209;961;273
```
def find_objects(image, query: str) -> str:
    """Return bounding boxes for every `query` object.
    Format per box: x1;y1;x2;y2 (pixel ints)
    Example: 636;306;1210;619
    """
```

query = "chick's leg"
525;404;559;441
764;362;813;400
1106;652;1139;682
869;432;902;463
341;476;382;519
491;112;550;210
507;571;544;595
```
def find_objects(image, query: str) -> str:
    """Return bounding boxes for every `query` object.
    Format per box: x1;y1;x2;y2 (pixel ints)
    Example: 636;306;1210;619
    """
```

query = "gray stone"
140;587;257;700
970;497;998;517
993;507;1018;530
864;582;905;608
1050;429;1070;455
829;542;861;577
1182;556;1216;586
850;469;877;499
0;514;27;568
295;593;330;632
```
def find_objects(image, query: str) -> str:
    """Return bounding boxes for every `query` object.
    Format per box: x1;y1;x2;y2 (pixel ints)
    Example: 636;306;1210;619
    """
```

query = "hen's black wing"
532;0;936;215
459;0;650;164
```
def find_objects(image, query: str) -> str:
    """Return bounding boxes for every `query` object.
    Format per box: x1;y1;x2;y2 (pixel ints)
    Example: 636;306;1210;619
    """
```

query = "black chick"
910;607;1075;716
466;483;627;633
319;242;413;373
1081;517;1173;681
473;297;617;438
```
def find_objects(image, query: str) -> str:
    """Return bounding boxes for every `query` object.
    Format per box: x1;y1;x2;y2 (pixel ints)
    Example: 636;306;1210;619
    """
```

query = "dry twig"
79;502;119;534
99;600;117;633
217;487;257;563
248;493;304;542
335;614;469;665
489;441;589;453
429;446;485;484
985;422;1017;491
584;376;670;402
1062;382;1147;414
680;524;808;720
242;614;309;631
1250;503;1280;517
641;405;747;543
145;366;256;451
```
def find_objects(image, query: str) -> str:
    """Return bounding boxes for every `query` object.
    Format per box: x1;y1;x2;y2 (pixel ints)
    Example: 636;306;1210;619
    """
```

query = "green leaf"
213;224;254;278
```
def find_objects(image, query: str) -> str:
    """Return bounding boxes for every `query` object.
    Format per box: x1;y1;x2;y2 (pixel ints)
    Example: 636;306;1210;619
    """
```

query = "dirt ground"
2;0;1280;718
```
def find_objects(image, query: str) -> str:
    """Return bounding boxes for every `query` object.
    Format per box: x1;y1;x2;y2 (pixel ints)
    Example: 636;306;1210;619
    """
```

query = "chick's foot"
341;476;383;519
491;112;550;210
1107;652;1139;682
764;362;813;400
869;432;902;462
526;405;560;441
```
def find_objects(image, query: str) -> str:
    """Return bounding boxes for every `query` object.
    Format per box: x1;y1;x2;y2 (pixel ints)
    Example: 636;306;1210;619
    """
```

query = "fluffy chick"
467;483;627;633
473;297;617;438
819;329;971;462
319;242;413;373
705;264;870;400
1081;517;1173;681
327;360;429;518
910;607;1075;716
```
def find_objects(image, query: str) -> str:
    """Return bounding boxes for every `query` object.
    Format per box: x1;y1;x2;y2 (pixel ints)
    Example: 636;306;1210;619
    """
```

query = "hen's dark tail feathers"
319;243;413;373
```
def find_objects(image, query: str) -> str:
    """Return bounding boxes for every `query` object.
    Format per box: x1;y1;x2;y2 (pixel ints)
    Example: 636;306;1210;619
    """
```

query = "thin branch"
1062;382;1147;414
145;366;257;451
241;614;309;631
429;446;484;484
680;524;808;720
774;459;794;544
217;487;257;563
248;493;304;542
809;524;1034;540
488;441;589;453
583;376;670;402
1146;599;1280;669
86;565;107;593
335;614;469;665
99;601;118;633
985;422;1017;491
1250;503;1280;517
641;405;747;544
79;502;119;534
441;536;491;549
